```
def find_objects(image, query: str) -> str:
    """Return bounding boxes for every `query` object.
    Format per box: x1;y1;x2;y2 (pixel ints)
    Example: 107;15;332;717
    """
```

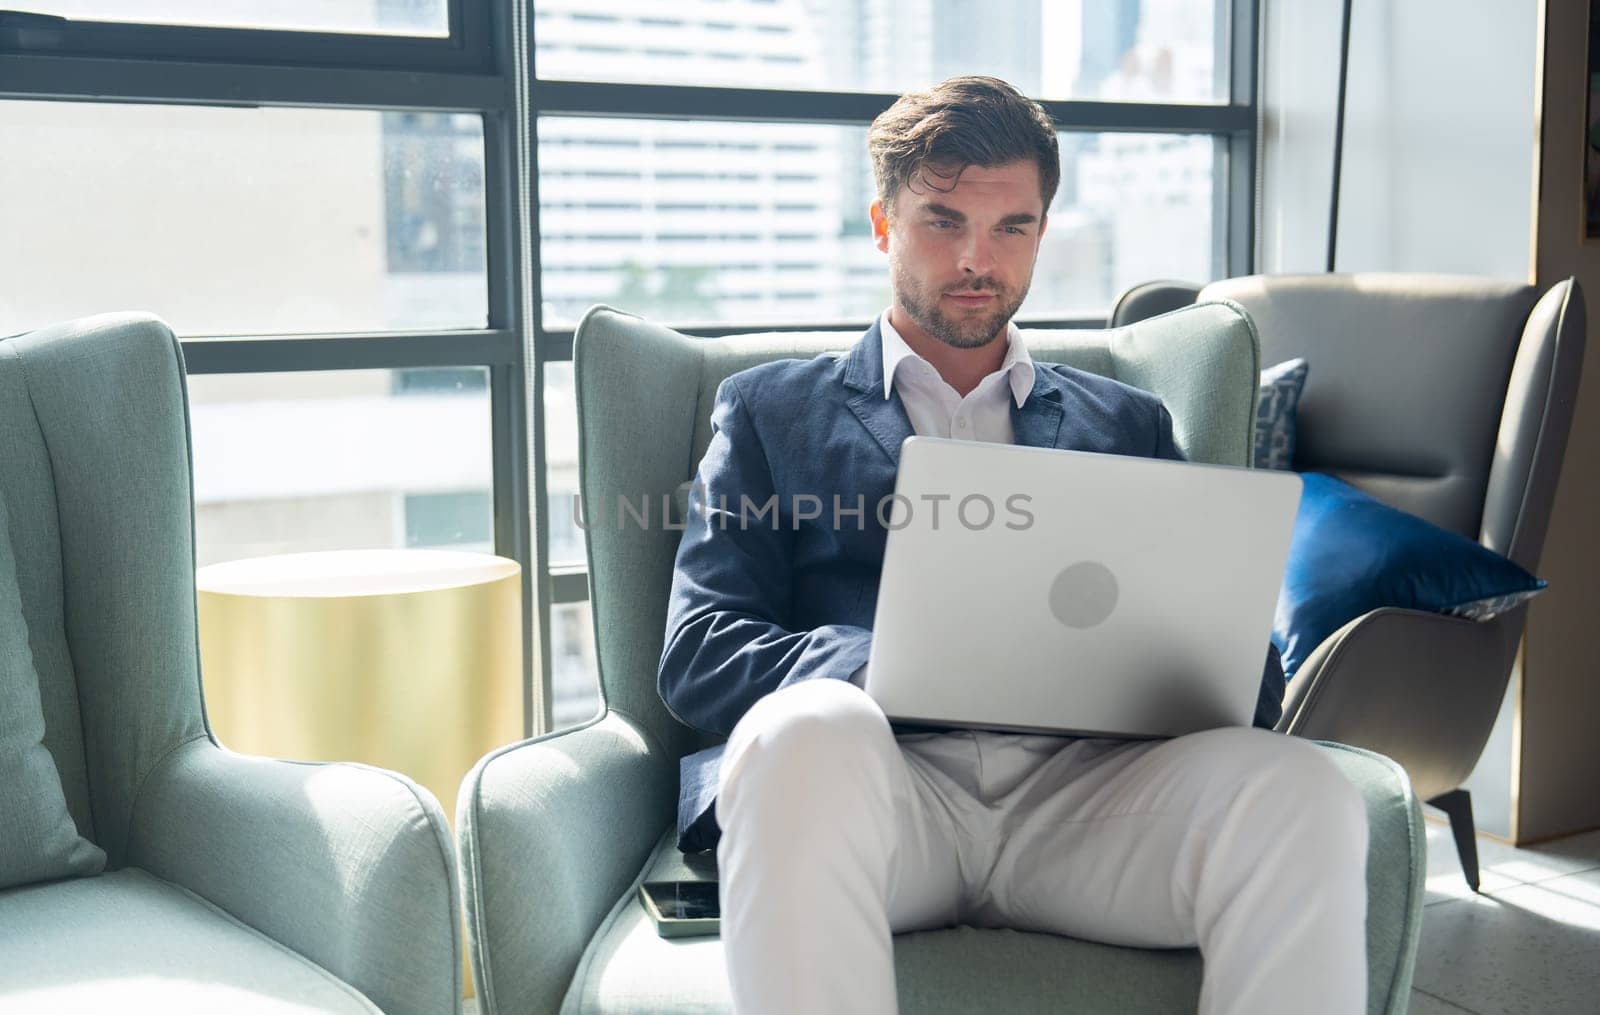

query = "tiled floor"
1412;817;1600;1014
463;819;1600;1014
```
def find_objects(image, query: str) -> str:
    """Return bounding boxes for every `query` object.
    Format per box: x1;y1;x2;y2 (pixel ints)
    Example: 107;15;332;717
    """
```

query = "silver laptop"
863;437;1302;739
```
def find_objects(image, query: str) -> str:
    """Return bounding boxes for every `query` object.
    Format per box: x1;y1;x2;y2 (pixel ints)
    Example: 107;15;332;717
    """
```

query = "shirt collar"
879;309;1034;408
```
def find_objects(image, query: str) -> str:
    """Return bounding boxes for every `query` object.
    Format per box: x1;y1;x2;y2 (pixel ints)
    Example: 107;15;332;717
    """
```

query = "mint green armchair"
0;314;462;1014
458;303;1427;1014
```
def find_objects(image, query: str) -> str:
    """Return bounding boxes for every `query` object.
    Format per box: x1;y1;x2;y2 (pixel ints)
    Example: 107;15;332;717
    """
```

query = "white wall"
1257;0;1342;273
1259;0;1539;282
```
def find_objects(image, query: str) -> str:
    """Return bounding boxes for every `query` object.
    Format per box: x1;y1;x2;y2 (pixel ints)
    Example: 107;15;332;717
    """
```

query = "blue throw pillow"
1273;474;1547;680
1255;358;1309;470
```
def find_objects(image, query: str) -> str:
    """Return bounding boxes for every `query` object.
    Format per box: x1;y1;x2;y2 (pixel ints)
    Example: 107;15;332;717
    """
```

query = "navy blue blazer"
658;320;1285;852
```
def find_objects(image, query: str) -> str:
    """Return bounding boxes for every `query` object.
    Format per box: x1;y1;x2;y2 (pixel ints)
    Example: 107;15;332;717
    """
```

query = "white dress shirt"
878;310;1035;444
848;312;1036;688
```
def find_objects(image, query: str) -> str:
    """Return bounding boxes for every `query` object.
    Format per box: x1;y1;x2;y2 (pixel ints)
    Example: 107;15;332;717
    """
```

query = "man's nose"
957;231;996;275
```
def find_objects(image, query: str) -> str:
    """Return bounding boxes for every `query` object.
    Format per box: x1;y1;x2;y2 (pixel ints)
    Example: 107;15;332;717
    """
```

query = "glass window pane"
10;1;449;37
0;103;487;337
535;0;1222;104
552;601;601;730
538;118;1215;326
1044;131;1215;313
189;367;492;566
542;362;605;730
544;362;586;567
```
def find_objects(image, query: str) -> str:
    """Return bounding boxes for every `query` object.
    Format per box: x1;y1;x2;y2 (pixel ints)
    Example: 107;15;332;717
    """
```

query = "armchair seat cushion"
565;877;1201;1014
0;868;381;1014
561;743;1423;1015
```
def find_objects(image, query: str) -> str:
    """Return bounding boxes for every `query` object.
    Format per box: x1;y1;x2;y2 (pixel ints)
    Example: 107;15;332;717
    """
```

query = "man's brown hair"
867;75;1060;216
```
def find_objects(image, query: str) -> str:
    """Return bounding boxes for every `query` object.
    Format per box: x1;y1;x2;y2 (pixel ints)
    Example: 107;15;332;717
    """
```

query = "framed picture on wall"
1587;2;1600;237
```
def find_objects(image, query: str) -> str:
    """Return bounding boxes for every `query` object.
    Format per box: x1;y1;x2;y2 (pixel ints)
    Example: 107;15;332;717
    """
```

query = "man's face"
871;159;1048;349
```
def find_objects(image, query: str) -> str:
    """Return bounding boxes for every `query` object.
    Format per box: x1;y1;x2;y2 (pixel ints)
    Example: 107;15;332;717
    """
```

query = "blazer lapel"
1011;364;1067;450
842;320;917;466
842;321;1072;457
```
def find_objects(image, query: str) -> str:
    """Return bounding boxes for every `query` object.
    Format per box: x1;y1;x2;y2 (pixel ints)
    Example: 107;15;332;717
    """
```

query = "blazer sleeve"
1154;399;1285;729
658;377;873;737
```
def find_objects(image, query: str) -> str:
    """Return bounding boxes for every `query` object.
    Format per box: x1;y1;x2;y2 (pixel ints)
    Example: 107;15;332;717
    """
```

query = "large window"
0;2;535;732
536;120;1215;327
187;368;493;566
0;103;488;335
2;1;1255;736
527;0;1256;730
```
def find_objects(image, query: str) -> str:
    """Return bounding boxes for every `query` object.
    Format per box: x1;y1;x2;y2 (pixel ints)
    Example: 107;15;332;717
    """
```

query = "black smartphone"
639;880;721;938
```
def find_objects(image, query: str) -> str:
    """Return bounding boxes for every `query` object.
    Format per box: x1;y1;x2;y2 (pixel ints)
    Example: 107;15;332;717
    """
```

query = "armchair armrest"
125;737;460;1015
458;709;675;1015
1277;606;1523;800
1313;741;1427;1013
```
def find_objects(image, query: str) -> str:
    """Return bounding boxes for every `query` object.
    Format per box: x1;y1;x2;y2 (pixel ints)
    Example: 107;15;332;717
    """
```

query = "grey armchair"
458;303;1427;1014
0;314;462;1014
1110;273;1588;890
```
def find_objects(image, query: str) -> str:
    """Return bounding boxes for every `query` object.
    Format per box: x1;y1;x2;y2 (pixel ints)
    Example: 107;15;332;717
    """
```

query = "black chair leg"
1428;789;1480;892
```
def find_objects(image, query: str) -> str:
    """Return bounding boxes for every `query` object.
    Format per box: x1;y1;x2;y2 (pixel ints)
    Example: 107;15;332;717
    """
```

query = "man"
658;76;1367;1015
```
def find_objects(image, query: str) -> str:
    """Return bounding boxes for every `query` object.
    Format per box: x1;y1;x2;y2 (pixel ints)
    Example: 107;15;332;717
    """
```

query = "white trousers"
716;679;1369;1015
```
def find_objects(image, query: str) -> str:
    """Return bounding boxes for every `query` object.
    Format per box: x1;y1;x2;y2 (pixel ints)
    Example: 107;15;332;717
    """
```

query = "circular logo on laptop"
1049;561;1119;629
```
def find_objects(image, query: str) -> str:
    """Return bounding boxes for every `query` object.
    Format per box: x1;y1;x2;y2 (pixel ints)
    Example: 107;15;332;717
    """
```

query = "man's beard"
893;261;1030;350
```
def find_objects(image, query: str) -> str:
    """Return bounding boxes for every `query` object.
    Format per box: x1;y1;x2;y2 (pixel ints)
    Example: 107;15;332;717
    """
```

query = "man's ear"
869;200;890;253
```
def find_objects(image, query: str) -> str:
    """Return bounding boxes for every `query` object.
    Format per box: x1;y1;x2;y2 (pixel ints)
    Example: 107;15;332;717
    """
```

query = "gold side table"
196;549;524;829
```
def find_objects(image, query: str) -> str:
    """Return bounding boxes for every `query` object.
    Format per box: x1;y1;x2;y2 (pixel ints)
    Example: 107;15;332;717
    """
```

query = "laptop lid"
864;437;1301;738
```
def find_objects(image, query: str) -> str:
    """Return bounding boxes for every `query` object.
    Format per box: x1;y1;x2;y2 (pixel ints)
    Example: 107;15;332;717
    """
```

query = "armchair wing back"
1200;274;1583;573
0;313;205;866
0;313;461;1015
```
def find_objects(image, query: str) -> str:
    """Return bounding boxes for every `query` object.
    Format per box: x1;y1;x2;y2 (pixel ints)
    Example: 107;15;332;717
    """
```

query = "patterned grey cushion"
1255;357;1310;470
0;492;105;890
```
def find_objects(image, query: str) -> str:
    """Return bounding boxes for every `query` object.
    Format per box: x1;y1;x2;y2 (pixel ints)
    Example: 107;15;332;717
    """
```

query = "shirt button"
956;418;969;430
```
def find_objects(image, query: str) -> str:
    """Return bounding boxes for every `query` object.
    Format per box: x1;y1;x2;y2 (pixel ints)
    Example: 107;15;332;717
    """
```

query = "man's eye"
932;219;957;229
1003;226;1026;236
